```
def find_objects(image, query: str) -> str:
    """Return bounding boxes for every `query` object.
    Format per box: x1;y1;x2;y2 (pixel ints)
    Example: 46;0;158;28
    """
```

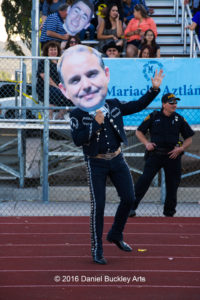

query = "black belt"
153;148;172;155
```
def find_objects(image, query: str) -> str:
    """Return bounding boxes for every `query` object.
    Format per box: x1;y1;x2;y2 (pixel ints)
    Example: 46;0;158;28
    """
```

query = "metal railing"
0;55;200;217
174;0;200;57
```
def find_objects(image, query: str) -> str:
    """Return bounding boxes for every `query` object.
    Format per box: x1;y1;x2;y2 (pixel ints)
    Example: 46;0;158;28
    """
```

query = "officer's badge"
144;115;150;121
175;116;178;122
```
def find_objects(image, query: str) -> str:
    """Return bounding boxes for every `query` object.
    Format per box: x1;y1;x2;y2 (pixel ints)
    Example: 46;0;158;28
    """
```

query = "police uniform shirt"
138;110;195;148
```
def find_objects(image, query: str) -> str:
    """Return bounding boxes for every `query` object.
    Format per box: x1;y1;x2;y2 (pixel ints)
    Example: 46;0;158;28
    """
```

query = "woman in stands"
62;35;81;53
65;35;81;48
139;44;154;58
138;29;160;57
124;4;157;57
97;3;124;52
36;41;72;119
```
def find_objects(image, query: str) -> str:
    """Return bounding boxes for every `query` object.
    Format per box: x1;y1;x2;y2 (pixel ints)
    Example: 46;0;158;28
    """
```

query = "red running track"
0;216;200;300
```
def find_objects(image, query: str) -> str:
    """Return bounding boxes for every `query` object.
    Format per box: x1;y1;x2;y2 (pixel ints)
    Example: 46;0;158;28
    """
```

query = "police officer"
129;93;194;218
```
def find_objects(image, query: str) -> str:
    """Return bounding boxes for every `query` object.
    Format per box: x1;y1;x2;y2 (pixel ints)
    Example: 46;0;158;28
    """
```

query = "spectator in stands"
94;0;124;36
186;9;200;40
40;3;69;49
64;35;81;50
102;41;122;57
123;0;154;25
124;4;157;57
193;0;200;14
184;0;200;15
138;29;160;57
40;0;67;29
139;44;154;57
184;0;200;36
36;41;72;119
97;3;124;52
95;0;124;22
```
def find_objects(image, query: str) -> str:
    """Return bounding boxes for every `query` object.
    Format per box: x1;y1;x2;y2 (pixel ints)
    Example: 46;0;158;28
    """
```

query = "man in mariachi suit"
58;45;164;264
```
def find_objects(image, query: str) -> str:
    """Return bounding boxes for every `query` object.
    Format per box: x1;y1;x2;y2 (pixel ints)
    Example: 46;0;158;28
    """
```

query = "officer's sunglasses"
168;101;177;105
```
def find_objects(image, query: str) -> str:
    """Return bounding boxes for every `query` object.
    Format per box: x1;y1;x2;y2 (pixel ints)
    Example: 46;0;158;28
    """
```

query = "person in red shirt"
124;4;157;57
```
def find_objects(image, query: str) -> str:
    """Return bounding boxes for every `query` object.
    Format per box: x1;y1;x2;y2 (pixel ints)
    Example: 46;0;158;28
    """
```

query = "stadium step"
147;0;175;7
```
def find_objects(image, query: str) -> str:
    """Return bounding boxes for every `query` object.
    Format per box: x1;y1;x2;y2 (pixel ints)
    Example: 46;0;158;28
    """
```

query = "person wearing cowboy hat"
102;41;122;57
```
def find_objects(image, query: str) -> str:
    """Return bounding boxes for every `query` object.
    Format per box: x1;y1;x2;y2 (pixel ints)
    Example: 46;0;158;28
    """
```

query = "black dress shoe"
163;210;175;217
107;237;132;252
129;209;136;217
93;256;107;265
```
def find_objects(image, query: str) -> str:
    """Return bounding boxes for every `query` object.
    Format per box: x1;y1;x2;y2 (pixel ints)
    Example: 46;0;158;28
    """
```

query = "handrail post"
190;31;194;57
18;60;26;188
160;169;166;204
184;13;187;53
176;0;179;23
181;0;185;41
173;0;176;14
42;58;50;203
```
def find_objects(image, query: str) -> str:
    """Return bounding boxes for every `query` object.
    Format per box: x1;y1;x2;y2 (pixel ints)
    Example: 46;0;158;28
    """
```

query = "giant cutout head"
58;45;110;112
64;0;94;36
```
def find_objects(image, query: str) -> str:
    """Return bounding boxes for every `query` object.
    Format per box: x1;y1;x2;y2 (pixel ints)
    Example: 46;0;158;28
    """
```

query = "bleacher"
77;0;200;57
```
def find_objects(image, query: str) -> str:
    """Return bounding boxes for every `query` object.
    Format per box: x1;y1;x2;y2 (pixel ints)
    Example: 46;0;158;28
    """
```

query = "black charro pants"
132;154;182;216
86;153;134;259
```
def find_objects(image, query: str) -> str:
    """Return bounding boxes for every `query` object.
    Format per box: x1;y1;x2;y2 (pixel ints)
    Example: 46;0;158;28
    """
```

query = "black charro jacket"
69;87;160;156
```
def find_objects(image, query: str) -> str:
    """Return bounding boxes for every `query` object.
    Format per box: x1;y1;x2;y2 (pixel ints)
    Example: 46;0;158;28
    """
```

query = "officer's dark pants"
86;153;134;260
132;154;181;216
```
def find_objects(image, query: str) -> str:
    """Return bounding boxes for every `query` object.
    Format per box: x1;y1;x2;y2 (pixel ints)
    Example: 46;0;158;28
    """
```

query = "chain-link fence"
0;56;199;217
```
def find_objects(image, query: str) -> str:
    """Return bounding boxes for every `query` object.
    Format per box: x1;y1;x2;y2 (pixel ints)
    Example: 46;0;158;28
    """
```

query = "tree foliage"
1;0;32;55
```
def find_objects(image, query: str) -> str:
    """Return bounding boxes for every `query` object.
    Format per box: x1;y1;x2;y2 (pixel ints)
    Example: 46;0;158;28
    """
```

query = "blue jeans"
85;153;135;259
79;24;95;40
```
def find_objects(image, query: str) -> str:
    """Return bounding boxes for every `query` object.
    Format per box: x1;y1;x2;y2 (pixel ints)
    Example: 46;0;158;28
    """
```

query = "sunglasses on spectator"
70;40;78;44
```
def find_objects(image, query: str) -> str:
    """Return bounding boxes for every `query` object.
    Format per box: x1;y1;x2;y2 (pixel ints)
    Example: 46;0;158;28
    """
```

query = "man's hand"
151;69;165;90
145;142;156;151
185;22;196;31
63;33;70;40
95;110;104;124
168;146;184;159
